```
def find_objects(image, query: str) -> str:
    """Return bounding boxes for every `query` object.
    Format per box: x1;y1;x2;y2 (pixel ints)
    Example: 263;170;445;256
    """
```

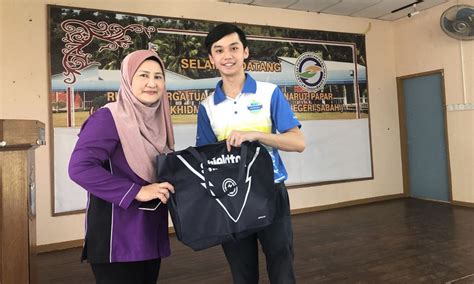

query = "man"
196;23;305;284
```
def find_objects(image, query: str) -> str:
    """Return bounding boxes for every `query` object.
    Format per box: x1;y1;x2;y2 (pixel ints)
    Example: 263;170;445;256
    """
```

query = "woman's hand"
135;182;175;204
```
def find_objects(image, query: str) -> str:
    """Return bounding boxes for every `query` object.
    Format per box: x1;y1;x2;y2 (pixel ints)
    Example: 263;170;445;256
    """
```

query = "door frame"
396;69;453;202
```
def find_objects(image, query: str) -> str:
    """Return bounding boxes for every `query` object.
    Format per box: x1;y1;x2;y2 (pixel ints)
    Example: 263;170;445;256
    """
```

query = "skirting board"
290;193;404;215
36;227;176;254
37;193;406;254
452;200;474;208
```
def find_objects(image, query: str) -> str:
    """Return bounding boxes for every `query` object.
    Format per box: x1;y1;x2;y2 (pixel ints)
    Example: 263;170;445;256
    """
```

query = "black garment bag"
157;141;276;251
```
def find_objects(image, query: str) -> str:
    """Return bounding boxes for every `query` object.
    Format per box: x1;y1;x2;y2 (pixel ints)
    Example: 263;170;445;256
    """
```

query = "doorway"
397;70;452;202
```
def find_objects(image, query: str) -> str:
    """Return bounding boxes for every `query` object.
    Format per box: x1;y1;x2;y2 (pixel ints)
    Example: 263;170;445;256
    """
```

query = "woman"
69;49;175;284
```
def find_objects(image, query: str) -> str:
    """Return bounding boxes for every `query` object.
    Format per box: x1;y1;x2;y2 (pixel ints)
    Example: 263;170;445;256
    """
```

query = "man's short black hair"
205;23;247;55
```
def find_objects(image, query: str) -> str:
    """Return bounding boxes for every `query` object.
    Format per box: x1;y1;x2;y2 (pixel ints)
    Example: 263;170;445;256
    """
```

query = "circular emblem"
294;52;328;92
222;178;238;197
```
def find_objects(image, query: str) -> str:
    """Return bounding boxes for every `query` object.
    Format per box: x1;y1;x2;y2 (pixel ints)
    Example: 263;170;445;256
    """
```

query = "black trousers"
222;183;295;284
90;258;161;284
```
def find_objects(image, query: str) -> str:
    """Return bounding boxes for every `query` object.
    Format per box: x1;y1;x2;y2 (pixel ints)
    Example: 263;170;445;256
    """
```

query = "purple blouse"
69;107;170;263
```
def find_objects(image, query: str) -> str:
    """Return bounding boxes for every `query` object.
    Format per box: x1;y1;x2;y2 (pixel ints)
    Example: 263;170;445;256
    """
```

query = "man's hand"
226;130;259;151
135;182;175;204
226;127;305;153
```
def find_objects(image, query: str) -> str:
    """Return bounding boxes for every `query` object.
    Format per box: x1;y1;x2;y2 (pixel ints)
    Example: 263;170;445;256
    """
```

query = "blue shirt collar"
214;73;257;105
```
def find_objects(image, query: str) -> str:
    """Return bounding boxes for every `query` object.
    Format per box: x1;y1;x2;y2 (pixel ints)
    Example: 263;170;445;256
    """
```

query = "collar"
214;73;257;105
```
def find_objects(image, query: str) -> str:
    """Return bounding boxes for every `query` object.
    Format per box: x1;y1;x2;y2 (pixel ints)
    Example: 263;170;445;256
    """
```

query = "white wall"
394;0;474;203
2;0;407;246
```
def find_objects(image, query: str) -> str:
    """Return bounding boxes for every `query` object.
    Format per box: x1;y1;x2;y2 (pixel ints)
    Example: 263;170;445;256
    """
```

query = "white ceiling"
218;0;451;21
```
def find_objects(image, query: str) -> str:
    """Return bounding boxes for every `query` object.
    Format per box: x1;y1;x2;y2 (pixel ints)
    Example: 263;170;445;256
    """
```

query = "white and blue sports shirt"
196;73;301;183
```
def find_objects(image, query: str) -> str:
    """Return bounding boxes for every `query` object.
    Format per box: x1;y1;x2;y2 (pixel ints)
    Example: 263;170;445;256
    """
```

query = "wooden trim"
452;200;474;208
439;72;454;202
288;176;373;189
396;76;409;196
47;5;60;218
37;239;84;254
52;209;85;217
397;69;444;80
365;58;375;182
37;229;178;254
291;194;405;215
